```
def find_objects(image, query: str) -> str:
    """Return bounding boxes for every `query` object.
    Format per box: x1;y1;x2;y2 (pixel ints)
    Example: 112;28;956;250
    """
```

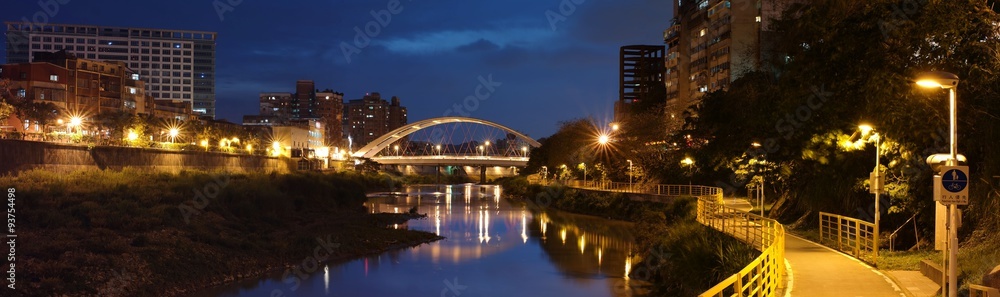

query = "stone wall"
0;139;291;175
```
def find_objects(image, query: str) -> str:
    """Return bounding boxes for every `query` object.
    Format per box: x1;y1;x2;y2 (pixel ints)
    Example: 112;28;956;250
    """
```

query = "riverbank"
496;177;759;295
2;169;442;296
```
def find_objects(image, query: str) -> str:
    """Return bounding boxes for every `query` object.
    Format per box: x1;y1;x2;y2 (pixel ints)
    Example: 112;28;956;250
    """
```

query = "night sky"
1;0;672;138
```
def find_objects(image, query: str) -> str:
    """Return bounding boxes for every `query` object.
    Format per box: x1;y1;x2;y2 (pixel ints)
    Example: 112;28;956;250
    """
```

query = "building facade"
4;22;217;118
617;45;666;120
344;92;407;147
248;81;344;146
663;0;785;133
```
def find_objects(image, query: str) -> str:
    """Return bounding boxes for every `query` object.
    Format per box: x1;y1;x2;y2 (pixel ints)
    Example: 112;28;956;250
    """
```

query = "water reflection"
192;184;649;297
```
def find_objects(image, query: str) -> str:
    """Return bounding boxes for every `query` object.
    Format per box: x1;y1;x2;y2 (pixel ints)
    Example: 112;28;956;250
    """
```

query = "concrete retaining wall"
0;139;291;175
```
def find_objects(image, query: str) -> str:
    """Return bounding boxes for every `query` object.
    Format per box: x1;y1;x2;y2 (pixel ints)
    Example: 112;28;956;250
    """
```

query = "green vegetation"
524;0;1000;289
498;176;759;295
1;169;440;296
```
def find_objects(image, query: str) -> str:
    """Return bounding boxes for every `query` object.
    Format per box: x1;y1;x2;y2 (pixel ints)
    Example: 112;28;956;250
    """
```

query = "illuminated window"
700;29;706;36
756;16;761;23
49;75;59;81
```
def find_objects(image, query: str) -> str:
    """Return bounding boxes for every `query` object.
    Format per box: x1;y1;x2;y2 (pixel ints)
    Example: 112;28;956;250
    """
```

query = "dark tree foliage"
684;0;1000;231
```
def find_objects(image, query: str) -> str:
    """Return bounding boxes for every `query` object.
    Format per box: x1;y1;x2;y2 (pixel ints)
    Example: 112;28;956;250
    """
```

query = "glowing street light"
126;130;139;142
915;71;961;297
611;123;620;131
597;134;610;145
168;128;180;143
521;146;528;157
394;144;400;156
681;157;694;185
200;139;209;151
436;144;442;155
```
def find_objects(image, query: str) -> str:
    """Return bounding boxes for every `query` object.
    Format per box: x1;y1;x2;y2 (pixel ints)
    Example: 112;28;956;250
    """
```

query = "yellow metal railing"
971;284;1000;297
698;196;786;297
546;180;784;296
565;180;724;202
819;212;877;265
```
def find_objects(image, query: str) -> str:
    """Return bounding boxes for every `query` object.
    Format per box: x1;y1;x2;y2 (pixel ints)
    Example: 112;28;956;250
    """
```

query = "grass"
0;169;441;296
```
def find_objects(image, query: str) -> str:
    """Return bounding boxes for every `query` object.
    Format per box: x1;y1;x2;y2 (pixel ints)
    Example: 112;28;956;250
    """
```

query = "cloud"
455;39;501;52
377;28;555;54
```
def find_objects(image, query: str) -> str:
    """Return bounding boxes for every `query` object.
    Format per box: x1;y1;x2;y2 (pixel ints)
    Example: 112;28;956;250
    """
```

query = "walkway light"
69;116;82;127
127;130;138;142
915;71;960;297
168;128;180;143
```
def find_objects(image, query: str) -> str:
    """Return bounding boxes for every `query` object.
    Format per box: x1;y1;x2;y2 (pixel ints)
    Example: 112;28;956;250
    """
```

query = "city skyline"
0;1;672;138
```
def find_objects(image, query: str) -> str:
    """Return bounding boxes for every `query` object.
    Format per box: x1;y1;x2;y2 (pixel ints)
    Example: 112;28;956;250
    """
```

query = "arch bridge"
351;117;541;178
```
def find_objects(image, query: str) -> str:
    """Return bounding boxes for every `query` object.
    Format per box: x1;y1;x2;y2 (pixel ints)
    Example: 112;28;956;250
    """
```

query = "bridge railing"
698;196;786;297
819;212;877;265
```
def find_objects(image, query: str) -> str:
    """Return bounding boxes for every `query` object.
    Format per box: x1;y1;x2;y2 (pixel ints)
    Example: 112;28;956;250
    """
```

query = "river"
191;184;650;297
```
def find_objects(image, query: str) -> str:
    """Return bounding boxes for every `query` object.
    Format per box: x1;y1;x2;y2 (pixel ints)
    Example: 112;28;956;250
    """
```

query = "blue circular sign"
942;169;968;193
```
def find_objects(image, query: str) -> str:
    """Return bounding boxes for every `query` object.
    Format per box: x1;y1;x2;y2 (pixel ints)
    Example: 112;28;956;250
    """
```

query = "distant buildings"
344;92;407;147
4;22;217;118
616;45;666;120
246;80;352;147
662;0;786;133
1;50;195;122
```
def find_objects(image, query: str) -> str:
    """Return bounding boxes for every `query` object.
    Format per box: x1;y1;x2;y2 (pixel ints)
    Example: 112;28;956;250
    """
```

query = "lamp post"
436;144;442;156
521;146;528;157
915;71;960;297
626;159;633;191
858;124;882;264
581;163;587;187
168;128;179;143
394;144;399;156
751;142;765;217
681;157;694;186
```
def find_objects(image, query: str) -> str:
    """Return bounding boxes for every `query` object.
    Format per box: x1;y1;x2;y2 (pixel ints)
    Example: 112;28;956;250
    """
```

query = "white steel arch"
352;117;541;159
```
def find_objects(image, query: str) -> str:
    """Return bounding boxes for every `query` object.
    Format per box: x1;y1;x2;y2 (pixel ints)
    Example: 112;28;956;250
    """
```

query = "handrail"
543;179;785;296
888;212;919;252
697;196;786;297
819;212;877;265
971;284;1000;297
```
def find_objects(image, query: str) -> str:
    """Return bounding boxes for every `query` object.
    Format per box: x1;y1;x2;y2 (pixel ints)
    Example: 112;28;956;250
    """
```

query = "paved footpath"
724;198;907;296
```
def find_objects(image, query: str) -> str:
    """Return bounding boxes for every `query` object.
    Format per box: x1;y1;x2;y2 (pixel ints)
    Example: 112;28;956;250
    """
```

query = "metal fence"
698;196;786;297
819;212;877;265
547;179;785;296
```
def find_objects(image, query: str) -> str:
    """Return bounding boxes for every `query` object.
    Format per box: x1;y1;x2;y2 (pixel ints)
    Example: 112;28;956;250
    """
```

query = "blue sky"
1;0;672;138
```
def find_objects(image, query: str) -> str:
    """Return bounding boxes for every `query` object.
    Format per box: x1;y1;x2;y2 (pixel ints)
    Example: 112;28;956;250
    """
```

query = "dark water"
192;184;649;297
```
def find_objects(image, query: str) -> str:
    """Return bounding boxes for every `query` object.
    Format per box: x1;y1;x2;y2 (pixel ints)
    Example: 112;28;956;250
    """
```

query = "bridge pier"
480;166;487;184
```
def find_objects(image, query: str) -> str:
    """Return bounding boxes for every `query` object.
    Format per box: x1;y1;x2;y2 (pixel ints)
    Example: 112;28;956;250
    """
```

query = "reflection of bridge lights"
324;265;329;293
578;236;586;254
598;248;603;266
435;207;441;236
560;229;567;244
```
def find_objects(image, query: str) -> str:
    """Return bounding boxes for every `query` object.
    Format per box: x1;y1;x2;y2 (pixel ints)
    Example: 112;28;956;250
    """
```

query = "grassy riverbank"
2;169;441;296
496;177;759;295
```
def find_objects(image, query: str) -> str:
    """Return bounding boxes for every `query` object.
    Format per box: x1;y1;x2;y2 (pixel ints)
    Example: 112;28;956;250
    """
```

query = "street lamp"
579;162;587;186
436;144;442;156
168;128;179;143
597;134;610;145
626;159;633;191
856;124;883;263
915;71;960;297
681;157;694;186
750;142;766;216
478;145;484;156
521;146;528;157
611;123;620;131
201;139;209;151
394;144;399;156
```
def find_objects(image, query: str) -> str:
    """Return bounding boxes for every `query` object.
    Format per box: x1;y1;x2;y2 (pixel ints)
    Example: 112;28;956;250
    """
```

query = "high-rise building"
616;45;665;120
4;22;217;118
663;0;786;133
344;92;407;147
247;81;343;146
29;50;147;116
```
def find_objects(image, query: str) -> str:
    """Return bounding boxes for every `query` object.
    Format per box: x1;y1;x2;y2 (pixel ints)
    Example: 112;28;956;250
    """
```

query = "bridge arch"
352;117;541;159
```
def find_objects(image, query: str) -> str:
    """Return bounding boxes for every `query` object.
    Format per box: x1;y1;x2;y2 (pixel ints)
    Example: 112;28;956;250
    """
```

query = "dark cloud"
455;39;501;52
